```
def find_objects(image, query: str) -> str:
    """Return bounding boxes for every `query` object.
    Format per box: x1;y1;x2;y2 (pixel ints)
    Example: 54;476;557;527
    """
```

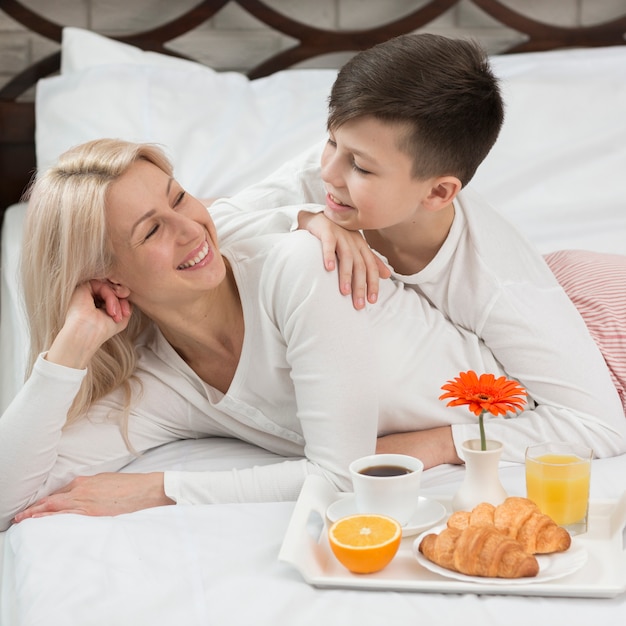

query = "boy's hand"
298;210;391;310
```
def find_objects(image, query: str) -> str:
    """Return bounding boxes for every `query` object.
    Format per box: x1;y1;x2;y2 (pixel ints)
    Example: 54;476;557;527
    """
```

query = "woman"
1;139;624;530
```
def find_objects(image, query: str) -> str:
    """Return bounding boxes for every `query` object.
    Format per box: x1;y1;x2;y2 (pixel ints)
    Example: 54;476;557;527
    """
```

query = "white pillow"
60;27;204;74
37;29;626;253
472;45;626;253
36;28;336;198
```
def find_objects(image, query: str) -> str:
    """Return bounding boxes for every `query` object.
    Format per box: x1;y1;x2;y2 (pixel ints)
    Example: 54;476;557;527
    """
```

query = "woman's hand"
298;210;391;310
46;280;133;369
12;473;173;522
376;427;463;469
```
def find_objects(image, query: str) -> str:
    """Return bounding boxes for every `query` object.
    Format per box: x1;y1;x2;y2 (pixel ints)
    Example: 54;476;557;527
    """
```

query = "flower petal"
439;370;527;419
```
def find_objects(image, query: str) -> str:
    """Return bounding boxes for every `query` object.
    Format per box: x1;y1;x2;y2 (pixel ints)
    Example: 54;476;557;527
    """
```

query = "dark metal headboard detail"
1;0;625;214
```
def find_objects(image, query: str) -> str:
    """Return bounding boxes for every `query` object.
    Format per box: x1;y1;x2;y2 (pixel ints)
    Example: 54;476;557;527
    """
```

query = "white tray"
279;475;626;598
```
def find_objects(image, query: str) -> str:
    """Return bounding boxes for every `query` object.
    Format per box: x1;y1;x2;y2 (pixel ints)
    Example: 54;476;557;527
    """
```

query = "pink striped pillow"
545;250;626;417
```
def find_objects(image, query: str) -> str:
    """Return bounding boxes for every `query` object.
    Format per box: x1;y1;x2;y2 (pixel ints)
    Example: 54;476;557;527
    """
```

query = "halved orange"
328;514;402;574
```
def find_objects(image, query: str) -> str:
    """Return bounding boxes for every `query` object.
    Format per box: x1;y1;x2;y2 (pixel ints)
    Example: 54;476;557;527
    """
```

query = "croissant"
419;525;539;578
447;497;571;554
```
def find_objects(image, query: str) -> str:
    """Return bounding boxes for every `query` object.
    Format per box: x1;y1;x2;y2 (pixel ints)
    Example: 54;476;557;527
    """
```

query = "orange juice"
525;453;590;525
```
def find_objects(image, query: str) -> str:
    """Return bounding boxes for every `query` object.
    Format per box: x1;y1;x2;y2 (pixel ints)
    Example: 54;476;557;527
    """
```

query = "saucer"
326;495;447;537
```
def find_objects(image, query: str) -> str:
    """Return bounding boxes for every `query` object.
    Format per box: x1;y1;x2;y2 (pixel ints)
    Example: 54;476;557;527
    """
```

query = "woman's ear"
424;176;462;211
107;280;131;299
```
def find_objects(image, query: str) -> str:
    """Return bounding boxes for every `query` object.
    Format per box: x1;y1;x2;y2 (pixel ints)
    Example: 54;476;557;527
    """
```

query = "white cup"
349;453;424;526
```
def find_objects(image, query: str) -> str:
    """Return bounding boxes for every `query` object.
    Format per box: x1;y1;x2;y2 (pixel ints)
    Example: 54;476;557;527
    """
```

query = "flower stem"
479;412;486;451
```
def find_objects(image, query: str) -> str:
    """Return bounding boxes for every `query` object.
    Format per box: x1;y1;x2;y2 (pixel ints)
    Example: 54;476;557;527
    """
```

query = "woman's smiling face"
105;159;226;310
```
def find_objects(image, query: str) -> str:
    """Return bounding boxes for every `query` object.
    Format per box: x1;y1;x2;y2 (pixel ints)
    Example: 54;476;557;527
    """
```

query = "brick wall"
1;0;625;93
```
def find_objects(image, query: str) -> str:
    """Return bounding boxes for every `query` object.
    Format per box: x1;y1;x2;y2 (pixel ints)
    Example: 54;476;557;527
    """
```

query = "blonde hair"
21;138;173;427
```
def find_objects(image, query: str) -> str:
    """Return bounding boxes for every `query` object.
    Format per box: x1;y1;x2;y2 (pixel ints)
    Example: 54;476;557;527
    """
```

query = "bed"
1;1;626;624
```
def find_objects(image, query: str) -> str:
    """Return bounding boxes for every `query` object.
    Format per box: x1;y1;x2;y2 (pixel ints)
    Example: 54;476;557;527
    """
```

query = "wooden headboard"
1;0;625;219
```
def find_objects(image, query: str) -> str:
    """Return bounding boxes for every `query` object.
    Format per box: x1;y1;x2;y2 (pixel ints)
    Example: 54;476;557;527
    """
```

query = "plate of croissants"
413;497;588;584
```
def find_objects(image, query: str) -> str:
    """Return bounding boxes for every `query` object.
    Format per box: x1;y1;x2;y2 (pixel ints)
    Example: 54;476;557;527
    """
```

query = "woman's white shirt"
1;206;625;529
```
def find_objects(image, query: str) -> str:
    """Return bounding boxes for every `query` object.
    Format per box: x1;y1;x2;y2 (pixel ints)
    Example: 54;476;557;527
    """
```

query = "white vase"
451;439;508;511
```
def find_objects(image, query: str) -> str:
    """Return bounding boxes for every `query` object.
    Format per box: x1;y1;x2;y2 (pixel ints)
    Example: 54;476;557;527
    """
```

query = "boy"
211;34;625;463
216;33;504;307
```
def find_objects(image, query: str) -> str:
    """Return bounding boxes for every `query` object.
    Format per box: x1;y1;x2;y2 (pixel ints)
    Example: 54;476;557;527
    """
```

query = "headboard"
1;0;625;220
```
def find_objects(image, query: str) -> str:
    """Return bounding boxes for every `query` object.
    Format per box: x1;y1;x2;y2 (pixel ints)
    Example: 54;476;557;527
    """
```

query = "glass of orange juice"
525;442;592;536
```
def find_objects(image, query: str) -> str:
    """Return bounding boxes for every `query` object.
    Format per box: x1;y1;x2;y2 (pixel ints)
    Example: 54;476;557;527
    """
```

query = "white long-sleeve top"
213;142;626;449
1;202;624;531
0;211;493;528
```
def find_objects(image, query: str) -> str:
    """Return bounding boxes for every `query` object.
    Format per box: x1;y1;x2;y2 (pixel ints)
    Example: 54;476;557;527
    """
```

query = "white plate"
326;495;447;537
412;525;588;585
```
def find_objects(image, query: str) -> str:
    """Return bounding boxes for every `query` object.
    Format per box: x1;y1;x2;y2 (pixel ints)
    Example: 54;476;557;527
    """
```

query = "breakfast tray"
278;475;626;598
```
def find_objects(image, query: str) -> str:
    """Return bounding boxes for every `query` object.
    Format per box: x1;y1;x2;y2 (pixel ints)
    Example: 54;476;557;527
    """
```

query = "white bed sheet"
2;441;626;626
1;437;297;626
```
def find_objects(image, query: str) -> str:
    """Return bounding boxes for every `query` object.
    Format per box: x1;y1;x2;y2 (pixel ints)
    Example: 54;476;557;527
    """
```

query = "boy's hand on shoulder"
298;210;391;310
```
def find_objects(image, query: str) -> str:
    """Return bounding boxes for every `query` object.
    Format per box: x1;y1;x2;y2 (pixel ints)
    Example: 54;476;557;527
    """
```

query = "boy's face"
321;117;437;231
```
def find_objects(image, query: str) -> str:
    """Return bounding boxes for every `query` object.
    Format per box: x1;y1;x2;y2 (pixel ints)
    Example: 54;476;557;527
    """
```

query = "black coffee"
359;465;412;477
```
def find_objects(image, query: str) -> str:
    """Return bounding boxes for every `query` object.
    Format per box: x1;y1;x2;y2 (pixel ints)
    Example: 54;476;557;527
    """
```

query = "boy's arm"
376;426;463;469
298;210;391;309
212;140;327;214
210;139;390;309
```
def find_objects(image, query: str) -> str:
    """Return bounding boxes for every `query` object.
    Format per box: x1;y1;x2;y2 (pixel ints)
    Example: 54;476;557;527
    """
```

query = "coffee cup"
349;453;424;526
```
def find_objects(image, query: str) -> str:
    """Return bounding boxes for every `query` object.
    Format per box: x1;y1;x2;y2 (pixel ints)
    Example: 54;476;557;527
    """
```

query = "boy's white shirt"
212;139;626;453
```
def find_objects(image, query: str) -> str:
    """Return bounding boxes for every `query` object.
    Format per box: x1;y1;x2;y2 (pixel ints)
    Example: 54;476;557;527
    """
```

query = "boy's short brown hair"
327;33;504;185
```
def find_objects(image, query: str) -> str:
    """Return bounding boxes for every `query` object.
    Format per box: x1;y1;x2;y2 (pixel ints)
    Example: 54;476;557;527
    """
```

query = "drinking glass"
525;442;592;535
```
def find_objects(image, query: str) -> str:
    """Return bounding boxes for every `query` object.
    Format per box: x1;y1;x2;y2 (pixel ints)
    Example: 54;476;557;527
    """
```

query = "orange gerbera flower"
439;371;527;450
